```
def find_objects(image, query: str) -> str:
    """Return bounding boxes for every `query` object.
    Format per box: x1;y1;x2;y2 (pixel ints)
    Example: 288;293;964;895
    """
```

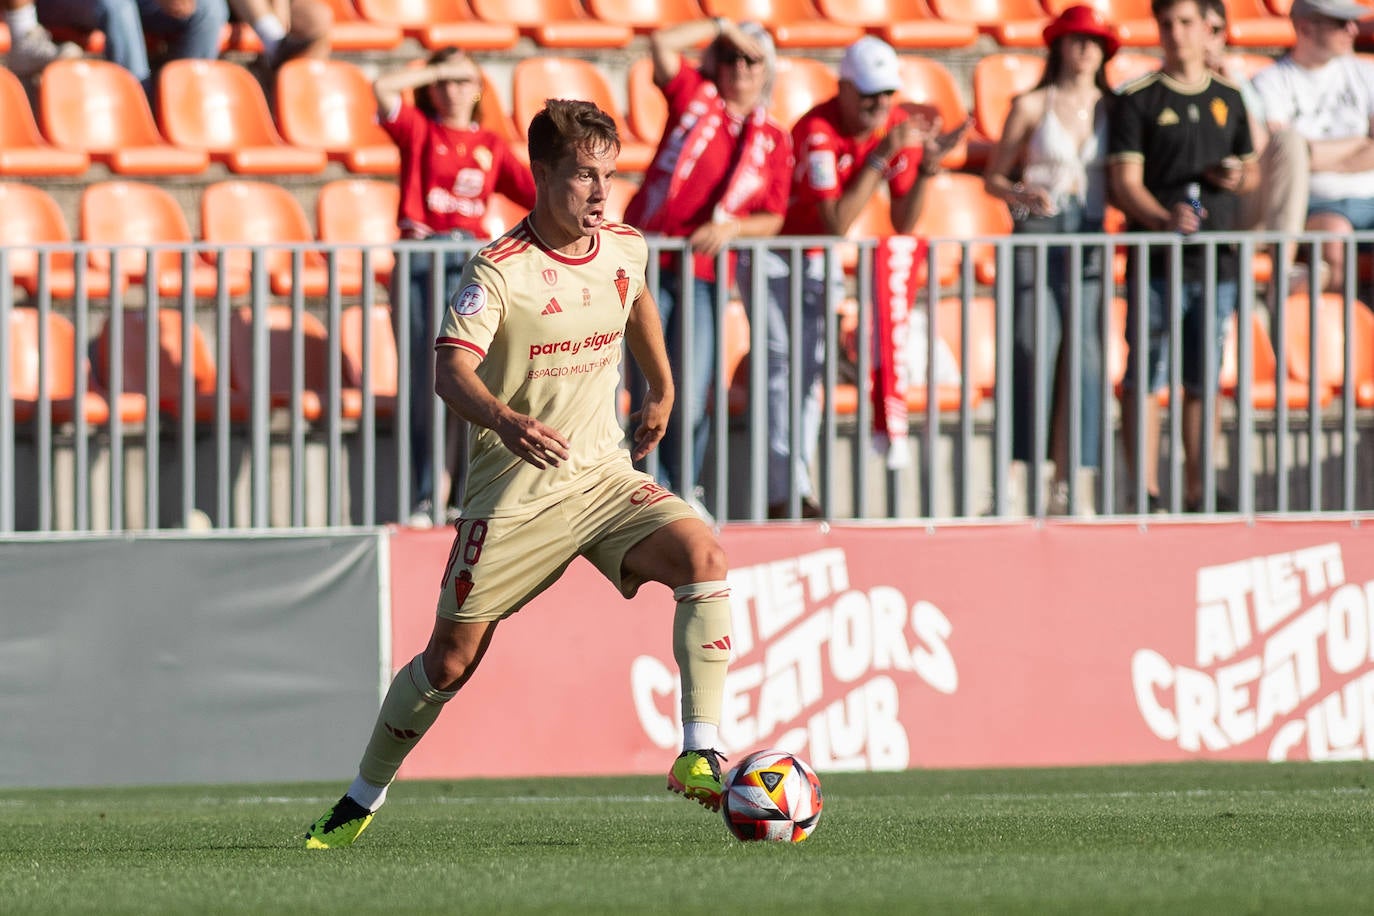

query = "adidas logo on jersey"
541;298;563;316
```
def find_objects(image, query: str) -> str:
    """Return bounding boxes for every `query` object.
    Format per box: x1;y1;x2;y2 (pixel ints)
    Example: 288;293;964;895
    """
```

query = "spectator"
984;5;1116;516
623;18;793;519
35;0;227;95
1108;0;1258;513
227;0;330;75
1202;0;1311;299
3;0;79;77
778;35;965;519
1251;0;1374;293
373;48;536;527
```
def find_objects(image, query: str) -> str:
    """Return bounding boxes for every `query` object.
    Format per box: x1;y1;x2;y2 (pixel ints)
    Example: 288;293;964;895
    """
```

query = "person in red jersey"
624;18;793;519
374;48;536;527
774;36;966;518
305;99;735;849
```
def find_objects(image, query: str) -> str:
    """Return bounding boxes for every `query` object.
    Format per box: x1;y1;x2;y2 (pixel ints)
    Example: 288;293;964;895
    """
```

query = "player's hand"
495;414;571;469
628;390;672;462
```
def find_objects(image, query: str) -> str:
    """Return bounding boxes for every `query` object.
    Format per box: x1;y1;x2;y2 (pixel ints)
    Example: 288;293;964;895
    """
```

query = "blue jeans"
654;271;717;495
1011;206;1105;468
1124;275;1239;396
38;0;227;89
762;250;832;503
393;247;469;508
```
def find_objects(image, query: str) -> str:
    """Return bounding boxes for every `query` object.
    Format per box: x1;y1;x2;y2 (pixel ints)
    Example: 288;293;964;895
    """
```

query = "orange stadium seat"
1266;0;1293;12
469;0;633;47
585;0;707;31
341;304;399;417
605;176;639;223
1042;0;1158;46
158;60;327;175
700;0;864;48
972;53;1043;143
201;180;340;297
926;0;1049;47
480;192;531;238
1224;0;1294;47
0;67;88;177
0;183;113;299
911;172;1013;288
39;59;208;176
1220;312;1329;410
79;181;248;299
895;56;983;170
512;57;655;172
627;56;668;148
769;56;838;129
228;305;364;421
275;58;399;175
722;296;751;415
478;69;528;166
352;0;518;49
11;308;145;426
316;178;400;288
320;0;405;50
938;295;997;400
837;184;896;275
1282;294;1374;407
0;23;8;53
813;0;979;49
1106;51;1160;89
93;308;227;422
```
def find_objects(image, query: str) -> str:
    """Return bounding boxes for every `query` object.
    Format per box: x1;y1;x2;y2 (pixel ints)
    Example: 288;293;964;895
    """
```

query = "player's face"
535;142;617;241
1156;0;1210;67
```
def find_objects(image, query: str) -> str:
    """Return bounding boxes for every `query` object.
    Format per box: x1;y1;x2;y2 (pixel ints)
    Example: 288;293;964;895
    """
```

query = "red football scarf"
871;235;927;468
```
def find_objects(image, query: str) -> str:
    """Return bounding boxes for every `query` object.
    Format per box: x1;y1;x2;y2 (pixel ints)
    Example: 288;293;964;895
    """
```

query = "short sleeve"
1108;88;1145;163
436;256;508;360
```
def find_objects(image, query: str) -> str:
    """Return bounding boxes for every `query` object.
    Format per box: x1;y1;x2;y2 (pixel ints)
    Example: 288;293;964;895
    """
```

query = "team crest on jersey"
1156;108;1180;126
452;283;486;316
582;287;592;308
474;146;492;171
614;268;630;308
543;268;558;286
1210;97;1229;126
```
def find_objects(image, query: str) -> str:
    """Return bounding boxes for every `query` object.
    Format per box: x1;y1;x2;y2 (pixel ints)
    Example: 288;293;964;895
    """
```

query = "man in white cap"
1252;0;1374;291
767;35;966;518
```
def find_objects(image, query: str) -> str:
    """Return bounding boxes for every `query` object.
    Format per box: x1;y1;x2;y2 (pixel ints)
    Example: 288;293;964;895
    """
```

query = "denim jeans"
653;271;717;495
39;0;227;89
1125;275;1240;396
762;250;832;503
1011;203;1105;468
393;247;469;508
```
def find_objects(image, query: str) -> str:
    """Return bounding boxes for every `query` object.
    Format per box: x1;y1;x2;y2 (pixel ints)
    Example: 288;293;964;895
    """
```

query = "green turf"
3;761;1373;914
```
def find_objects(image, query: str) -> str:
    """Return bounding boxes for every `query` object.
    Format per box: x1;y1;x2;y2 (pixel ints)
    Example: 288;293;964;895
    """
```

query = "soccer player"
305;99;734;849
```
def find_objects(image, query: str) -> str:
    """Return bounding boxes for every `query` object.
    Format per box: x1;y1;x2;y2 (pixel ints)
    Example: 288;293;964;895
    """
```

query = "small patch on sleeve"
451;283;487;317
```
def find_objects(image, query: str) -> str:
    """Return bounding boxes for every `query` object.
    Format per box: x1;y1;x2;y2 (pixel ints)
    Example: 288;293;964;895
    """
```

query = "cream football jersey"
436;219;648;517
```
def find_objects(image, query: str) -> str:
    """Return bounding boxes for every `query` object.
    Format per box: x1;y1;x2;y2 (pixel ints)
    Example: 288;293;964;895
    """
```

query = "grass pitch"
3;761;1373;914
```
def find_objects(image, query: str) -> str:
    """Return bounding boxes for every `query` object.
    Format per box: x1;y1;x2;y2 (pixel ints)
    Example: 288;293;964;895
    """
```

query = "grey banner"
0;531;386;788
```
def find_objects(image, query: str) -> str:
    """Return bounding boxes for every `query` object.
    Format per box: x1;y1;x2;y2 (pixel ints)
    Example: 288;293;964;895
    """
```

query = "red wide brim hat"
1043;4;1122;59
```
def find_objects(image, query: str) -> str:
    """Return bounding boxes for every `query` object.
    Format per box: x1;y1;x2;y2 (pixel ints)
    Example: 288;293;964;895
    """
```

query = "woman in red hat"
983;4;1119;517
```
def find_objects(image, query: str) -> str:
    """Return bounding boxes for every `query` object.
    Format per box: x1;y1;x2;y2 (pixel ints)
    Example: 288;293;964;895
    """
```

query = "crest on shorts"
452;283;486;316
452;569;474;609
614;268;630;308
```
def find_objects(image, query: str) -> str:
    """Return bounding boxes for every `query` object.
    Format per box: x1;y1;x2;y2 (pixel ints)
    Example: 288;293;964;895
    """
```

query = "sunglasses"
717;51;765;67
858;89;897;102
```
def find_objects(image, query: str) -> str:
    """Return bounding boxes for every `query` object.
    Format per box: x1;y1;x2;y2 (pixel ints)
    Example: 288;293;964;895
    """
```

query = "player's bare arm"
434;347;571;469
624;286;675;462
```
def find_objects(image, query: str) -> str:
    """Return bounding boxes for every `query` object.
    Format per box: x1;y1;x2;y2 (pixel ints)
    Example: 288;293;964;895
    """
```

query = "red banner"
387;518;1374;778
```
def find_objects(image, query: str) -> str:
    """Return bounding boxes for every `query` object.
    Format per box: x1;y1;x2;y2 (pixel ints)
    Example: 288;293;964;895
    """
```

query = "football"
719;749;823;842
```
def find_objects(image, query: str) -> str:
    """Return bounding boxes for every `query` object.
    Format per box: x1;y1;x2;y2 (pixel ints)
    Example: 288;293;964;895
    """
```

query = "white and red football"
720;749;823;843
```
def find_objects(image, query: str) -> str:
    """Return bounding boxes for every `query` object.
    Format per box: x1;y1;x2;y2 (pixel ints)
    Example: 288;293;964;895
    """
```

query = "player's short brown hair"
527;99;620;170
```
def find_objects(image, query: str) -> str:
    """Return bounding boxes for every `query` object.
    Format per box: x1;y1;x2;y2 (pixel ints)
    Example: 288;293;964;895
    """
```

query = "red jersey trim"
486;224;533;263
436;338;486;359
524;221;602;265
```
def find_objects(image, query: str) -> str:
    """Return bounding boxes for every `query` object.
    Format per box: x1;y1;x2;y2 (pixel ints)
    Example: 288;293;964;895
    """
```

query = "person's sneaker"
406;499;434;529
304;795;374;849
667;748;727;812
6;25;81;78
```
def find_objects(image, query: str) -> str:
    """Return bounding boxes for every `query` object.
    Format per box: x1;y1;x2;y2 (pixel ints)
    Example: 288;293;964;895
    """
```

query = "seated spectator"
35;0;227;95
1251;0;1374;292
228;0;330;74
3;0;80;77
1202;0;1312;297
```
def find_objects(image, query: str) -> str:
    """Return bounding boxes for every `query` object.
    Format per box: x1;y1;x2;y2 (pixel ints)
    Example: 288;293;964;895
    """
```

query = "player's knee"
685;536;728;583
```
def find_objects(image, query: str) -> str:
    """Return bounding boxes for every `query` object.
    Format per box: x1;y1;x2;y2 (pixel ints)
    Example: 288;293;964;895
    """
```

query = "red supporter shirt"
783;98;924;237
381;104;536;239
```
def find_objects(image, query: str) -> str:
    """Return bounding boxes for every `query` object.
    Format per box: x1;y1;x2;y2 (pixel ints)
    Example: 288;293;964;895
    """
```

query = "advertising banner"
388;519;1374;779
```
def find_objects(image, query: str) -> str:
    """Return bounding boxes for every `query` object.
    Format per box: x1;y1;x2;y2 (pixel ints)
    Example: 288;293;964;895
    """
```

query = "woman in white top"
984;4;1117;516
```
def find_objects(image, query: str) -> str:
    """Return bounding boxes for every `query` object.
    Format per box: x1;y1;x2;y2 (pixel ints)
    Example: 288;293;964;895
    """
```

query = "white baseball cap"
1290;0;1373;19
839;36;903;96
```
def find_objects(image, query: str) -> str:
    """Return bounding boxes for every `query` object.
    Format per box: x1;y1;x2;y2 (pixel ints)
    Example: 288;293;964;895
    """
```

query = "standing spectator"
3;0;79;77
624;18;793;518
778;36;965;519
984;5;1116;516
1251;0;1374;293
374;48;536;527
1108;0;1258;513
228;0;331;73
35;0;227;95
1202;0;1311;297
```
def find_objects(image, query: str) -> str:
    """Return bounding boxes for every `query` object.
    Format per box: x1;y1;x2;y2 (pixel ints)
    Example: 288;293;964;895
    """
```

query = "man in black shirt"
1108;0;1258;513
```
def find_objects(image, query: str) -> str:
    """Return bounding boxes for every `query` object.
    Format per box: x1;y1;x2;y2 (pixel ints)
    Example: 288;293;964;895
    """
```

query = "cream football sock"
354;654;456;808
672;581;732;750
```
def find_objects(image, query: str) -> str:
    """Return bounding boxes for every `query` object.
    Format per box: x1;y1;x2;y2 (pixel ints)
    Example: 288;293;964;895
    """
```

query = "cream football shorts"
434;464;700;623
